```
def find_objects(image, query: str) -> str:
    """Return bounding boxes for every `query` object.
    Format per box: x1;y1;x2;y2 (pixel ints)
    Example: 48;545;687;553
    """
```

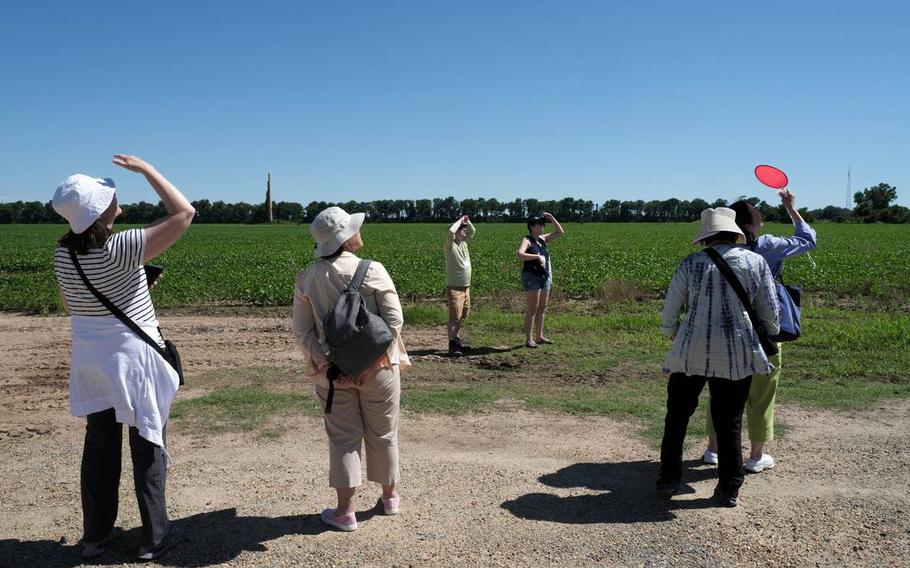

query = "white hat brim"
313;212;365;257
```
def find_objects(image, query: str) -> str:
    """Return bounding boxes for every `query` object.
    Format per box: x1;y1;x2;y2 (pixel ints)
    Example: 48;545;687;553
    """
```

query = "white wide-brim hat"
691;207;746;245
310;206;365;257
52;174;116;234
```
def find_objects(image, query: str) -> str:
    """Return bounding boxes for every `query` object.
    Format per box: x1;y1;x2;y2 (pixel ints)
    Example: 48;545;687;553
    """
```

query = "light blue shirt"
751;221;817;279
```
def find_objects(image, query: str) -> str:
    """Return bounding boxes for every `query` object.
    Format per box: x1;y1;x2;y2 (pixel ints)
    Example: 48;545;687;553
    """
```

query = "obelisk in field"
266;173;273;223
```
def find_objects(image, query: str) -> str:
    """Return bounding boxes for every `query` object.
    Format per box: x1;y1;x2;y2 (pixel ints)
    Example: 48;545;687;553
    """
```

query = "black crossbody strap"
703;247;764;332
68;249;169;361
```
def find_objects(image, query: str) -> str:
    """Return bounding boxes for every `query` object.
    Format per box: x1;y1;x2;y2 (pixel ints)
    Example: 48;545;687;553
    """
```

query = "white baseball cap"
691;207;746;245
52;174;116;234
310;206;365;257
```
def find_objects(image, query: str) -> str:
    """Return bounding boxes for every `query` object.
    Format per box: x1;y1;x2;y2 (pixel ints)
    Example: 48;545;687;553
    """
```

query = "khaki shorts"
446;286;470;320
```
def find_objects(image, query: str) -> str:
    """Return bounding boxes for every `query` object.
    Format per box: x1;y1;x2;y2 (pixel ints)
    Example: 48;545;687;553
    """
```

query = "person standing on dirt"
293;206;410;532
658;207;779;508
52;155;194;560
702;193;817;474
444;215;476;356
517;212;565;348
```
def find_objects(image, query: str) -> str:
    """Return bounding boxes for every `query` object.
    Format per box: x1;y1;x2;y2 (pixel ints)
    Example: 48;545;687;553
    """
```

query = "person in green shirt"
444;215;476;356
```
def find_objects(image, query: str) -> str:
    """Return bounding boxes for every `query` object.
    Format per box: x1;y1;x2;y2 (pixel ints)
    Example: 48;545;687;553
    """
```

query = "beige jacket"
293;252;410;388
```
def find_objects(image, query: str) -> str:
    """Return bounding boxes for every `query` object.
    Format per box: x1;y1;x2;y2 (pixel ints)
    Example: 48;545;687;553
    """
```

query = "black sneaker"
454;337;471;353
137;525;185;561
713;487;738;508
656;480;680;500
448;340;463;357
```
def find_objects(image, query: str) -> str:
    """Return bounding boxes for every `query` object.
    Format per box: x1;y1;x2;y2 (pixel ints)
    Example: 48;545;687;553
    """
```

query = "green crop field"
1;222;908;313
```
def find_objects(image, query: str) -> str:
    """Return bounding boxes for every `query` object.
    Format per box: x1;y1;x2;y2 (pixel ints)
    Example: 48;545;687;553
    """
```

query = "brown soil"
1;313;908;567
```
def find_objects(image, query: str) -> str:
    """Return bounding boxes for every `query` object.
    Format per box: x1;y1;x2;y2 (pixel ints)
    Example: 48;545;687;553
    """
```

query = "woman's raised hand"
779;189;795;208
112;154;152;174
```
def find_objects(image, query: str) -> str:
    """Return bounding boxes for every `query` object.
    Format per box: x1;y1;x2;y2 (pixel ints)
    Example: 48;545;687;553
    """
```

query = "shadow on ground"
408;345;523;358
502;460;721;524
0;504;381;567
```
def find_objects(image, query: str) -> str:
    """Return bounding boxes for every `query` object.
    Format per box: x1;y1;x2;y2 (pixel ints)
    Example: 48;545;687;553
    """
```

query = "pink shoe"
320;508;357;531
381;495;400;515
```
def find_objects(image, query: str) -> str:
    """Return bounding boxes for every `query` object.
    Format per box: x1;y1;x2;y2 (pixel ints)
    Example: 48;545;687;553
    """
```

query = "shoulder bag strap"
67;249;169;360
703;247;764;331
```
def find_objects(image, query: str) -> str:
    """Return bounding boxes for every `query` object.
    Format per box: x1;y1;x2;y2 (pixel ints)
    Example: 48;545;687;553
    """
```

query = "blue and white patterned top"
752;221;817;278
661;245;780;380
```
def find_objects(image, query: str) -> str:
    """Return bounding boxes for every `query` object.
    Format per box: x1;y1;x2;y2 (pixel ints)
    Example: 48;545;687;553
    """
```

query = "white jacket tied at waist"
69;315;179;447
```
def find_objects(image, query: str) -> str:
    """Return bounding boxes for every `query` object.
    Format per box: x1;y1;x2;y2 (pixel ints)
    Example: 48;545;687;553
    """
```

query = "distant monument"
266;173;273;223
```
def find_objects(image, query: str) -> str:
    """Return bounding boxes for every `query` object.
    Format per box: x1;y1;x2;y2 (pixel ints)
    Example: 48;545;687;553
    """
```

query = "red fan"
754;164;788;190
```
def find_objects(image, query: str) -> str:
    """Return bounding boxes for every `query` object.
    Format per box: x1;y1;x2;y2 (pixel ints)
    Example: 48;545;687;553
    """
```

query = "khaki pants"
315;365;401;488
446;286;470;321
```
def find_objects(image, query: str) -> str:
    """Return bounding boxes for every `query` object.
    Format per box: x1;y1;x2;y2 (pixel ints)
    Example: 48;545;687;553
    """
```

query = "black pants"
81;408;169;549
659;373;752;496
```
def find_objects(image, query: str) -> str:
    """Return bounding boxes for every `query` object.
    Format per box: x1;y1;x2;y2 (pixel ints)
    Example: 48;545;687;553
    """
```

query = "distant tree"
810;205;853;222
19;201;50;223
506;198;525;220
273;201;303;222
460;198;479;218
854;183;898;219
415;199;432;222
602;199;621;221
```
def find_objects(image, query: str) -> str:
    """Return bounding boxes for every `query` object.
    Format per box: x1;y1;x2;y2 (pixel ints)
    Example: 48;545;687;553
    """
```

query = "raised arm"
448;216;467;236
758;190;817;263
112;155;196;263
542;212;565;242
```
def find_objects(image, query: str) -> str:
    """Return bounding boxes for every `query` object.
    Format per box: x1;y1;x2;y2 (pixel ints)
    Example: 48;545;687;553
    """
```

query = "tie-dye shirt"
660;244;780;380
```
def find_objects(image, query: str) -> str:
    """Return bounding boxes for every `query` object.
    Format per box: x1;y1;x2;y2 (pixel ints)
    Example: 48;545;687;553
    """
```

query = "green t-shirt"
444;221;475;287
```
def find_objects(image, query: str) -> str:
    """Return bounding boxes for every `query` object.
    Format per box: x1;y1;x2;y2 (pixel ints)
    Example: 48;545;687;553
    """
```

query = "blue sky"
1;1;907;209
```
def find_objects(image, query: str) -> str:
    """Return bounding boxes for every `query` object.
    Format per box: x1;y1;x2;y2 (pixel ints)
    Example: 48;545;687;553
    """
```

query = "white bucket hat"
691;207;746;245
310;206;365;257
52;174;116;234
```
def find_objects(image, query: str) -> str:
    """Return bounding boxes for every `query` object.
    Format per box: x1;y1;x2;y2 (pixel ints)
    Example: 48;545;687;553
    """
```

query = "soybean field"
1;223;908;313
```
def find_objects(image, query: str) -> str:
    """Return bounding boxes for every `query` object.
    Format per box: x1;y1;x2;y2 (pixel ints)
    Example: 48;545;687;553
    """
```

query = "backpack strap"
347;259;372;291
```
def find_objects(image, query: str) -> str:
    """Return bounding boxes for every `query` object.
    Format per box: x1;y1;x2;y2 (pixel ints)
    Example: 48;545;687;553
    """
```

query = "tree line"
2;183;905;225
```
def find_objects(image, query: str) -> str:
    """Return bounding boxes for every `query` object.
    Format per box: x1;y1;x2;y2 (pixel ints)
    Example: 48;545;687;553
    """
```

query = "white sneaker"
745;453;775;473
702;449;718;465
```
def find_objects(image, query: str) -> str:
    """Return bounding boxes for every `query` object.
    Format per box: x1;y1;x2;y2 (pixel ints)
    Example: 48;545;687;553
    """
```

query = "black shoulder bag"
68;249;184;385
704;247;779;357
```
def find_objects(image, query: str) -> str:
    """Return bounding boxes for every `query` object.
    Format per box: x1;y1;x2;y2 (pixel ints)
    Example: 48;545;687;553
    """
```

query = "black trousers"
81;408;169;549
659;373;752;496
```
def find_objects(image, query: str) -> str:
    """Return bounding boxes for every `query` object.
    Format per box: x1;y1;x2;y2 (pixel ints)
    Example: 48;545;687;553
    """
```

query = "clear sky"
1;1;907;209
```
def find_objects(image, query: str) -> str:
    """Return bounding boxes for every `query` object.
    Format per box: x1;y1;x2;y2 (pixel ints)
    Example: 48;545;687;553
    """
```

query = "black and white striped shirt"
54;229;158;324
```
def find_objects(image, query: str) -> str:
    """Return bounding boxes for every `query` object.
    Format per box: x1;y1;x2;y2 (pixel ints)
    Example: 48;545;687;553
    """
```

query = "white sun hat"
310;206;366;257
52;174;116;234
691;207;746;245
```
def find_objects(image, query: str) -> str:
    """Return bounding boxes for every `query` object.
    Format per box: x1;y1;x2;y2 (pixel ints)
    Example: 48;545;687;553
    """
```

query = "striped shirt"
660;245;780;380
54;229;158;325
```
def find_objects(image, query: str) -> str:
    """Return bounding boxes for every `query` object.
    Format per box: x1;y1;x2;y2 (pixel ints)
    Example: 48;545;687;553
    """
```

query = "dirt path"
1;313;908;567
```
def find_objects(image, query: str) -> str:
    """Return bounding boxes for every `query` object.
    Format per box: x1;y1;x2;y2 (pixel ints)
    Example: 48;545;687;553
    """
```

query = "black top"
522;235;550;276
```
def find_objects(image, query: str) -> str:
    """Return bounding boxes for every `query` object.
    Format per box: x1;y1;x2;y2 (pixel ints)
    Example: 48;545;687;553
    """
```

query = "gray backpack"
321;259;394;412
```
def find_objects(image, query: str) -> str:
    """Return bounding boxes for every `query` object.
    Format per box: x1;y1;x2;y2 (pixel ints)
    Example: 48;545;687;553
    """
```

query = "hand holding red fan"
754;164;788;190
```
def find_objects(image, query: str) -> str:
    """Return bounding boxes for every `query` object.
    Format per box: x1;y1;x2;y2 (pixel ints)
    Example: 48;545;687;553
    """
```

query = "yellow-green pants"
707;347;782;442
